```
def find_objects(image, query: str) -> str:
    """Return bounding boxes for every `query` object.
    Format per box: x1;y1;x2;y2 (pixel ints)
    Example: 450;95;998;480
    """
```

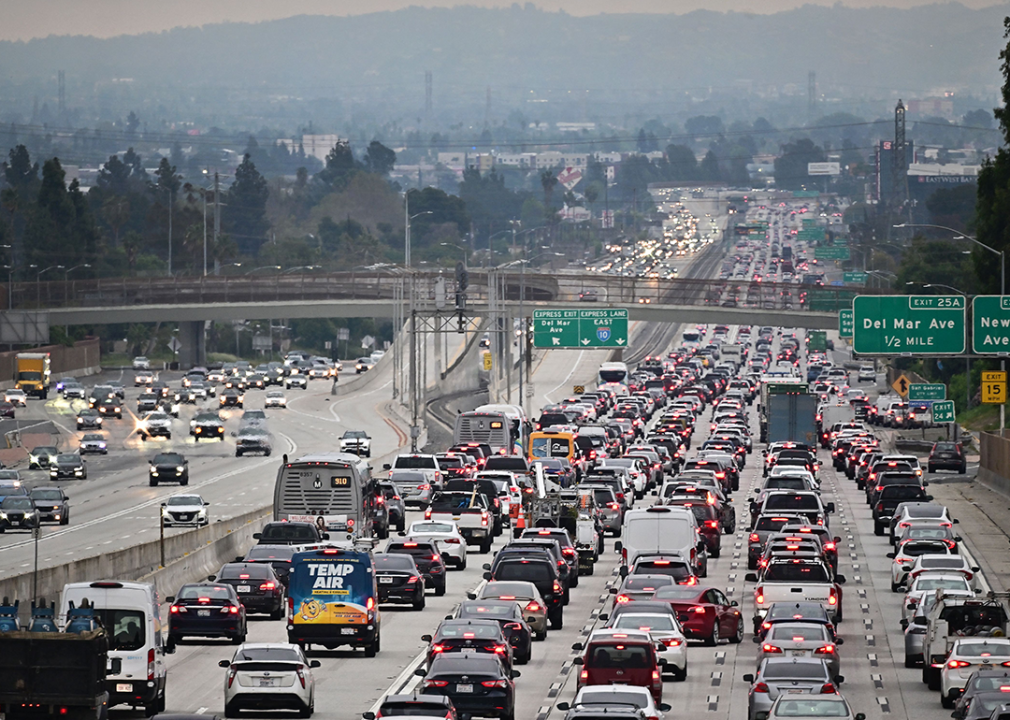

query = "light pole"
35;265;63;305
896;222;1005;433
403;193;433;268
282;265;322;274
184;182;212;276
440;242;468;266
2;265;12;310
155;185;173;276
63;264;90;306
245;265;281;275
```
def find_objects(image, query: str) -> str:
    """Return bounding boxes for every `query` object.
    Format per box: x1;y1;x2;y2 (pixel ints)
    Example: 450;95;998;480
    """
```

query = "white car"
138;411;173;440
134;370;154;386
4;389;27;406
766;694;864;720
132;356;151;370
906;554;981;591
404;520;467;569
941;638;1010;707
221;642;318;717
888;540;954;591
858;365;876;382
285;374;307;390
307;364;331;380
264;391;287;408
607;611;688;680
902;574;974;623
161;494;210;527
562;685;670;719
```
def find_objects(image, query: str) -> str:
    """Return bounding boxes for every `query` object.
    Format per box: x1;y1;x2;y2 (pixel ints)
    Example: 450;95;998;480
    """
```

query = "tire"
298;704;313;719
534;629;547;641
891;581;901;593
905;655;917;668
435;582;446;597
180;478;188;486
458;555;467;571
413;593;426;611
60;515;69;525
927;668;941;692
480;537;492;554
960;464;967;475
396;517;405;533
710;546;721;558
730;617;744;644
928;465;935;474
570;572;579;588
705;622;720;647
225;704;239;718
144;703;158;718
150;479;158;487
874;522;884;536
941;692;955;709
270;606;284;621
364;633;379;658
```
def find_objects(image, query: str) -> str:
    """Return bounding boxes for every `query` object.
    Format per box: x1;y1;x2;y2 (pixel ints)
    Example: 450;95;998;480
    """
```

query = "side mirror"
572;642;584;651
466;593;476;601
954;536;963;542
207;575;216;582
511;670;521;679
398;531;407;537
826;502;835;513
363;713;376;720
322;533;330;540
952;518;960;524
730;600;738;607
973;566;982;572
482;572;492;581
743;673;755;682
752;636;761;643
160;502;167;508
309;660;321;668
834;536;841;543
925;495;934;502
205;501;210;506
835;675;845;685
253;533;261;540
835;637;844;645
482;564;492;571
609;587;618;595
572;657;583;665
556;703;570;711
900;618;909;630
619;566;629;578
421;635;432;642
165;596;175;603
659;704;672;712
835;575;847;584
614;541;623;552
745;572;758;582
218;660;230;668
383;464;391;471
855;714;866;720
886;553;895;559
414;668;426;677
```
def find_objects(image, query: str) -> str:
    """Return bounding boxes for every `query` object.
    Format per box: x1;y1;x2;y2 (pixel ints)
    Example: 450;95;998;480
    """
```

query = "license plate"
456;684;473;693
237;585;251;593
116;683;132;693
258;679;278;688
197;609;210;617
379;577;394;584
341;627;355;635
791;650;806;656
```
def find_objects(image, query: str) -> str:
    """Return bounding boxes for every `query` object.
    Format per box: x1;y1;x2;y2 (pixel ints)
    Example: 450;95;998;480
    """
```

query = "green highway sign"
839;309;854;338
909;383;946;401
814;246;850;261
972;296;1010;354
808;288;856;312
832;237;848;247
844;272;868;285
533;308;629;349
852;295;965;355
931;400;956;424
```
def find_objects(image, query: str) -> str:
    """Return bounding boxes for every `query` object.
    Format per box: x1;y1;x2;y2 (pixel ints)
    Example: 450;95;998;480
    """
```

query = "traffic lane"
154;509;618;720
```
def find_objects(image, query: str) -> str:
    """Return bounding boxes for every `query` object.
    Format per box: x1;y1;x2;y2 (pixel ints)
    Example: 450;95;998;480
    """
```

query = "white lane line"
544;351;585;403
196;708;208;715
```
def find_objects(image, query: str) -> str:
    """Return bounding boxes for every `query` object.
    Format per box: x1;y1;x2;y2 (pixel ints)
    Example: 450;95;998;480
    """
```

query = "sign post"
852;295;966;355
814;246;850;261
843;272;869;285
533;309;629;349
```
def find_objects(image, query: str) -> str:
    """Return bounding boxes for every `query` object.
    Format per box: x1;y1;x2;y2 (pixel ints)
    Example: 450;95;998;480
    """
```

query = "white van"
617;506;707;576
61;580;169;714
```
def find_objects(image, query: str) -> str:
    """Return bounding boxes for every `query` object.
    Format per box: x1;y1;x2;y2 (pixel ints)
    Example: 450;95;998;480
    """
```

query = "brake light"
147;648;155;681
482;679;508;688
259;582;276;590
828;588;838;607
553;581;562;595
431;644;444;653
423;680;449;687
762;644;782;653
691;606;707;614
609;502;621;511
705;520;719;529
753;682;770;693
169;605;181;614
756;587;764;604
948;660;971;669
616;594;630;604
820;683;837;694
815;645;836;655
525;601;540;612
424;508;432;519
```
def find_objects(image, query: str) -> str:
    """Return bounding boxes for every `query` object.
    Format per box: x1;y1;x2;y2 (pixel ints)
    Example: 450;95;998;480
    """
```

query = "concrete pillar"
178;320;206;369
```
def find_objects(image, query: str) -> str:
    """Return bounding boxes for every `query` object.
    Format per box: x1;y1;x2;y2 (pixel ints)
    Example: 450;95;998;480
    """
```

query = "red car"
648;584;744;645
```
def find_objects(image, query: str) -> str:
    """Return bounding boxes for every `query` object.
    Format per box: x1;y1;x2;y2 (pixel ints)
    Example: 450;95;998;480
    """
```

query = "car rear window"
763;662;827;679
765;563;830;582
586;644;651;667
495;561;551;583
219;565;270;579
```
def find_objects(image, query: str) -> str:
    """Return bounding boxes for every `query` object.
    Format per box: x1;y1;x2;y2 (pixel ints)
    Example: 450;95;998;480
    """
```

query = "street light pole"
35;265;64;305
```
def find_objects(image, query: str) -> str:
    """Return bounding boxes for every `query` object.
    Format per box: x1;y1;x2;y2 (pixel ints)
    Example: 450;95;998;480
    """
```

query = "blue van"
287;547;380;655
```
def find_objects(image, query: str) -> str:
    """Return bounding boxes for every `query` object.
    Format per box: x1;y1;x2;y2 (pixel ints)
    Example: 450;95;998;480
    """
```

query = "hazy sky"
1;0;1003;42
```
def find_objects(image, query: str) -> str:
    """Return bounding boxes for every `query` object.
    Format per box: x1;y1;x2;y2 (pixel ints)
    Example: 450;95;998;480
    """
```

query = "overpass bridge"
8;270;888;365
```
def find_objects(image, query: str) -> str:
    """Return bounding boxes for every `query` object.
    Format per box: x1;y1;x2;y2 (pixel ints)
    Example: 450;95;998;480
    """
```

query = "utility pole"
167;186;173;277
213;172;221;275
808;71;816;123
892;100;907;216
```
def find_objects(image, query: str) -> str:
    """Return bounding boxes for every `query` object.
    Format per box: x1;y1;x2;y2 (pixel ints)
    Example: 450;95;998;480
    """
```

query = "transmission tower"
58;71;65;114
484;86;491;128
892;99;907;211
424;71;433;119
808;71;816;122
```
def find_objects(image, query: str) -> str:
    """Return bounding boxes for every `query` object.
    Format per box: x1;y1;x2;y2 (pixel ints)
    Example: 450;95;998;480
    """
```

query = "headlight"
0;512;6;519
176;466;185;472
96;417;103;423
198;508;207;516
25;510;33;516
150;467;157;474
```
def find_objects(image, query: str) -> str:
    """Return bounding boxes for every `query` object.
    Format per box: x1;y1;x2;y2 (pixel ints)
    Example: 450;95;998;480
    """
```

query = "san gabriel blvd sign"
852;295;965;355
533;308;629;349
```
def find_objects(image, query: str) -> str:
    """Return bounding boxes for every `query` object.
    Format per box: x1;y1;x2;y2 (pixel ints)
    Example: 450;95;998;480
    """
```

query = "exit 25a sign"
852;295;965;355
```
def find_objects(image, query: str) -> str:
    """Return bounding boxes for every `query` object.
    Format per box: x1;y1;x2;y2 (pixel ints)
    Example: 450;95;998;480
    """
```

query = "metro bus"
597;362;629;387
273;452;376;539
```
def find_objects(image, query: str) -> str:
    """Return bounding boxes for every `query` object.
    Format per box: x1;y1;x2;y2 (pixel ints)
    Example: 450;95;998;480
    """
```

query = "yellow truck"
14;353;51;399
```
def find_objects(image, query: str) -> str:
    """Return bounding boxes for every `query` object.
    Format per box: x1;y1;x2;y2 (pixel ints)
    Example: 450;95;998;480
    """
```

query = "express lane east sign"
852;295;965;355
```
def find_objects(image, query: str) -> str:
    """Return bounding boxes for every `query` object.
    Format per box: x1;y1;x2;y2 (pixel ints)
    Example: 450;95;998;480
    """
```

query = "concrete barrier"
0;508;270;610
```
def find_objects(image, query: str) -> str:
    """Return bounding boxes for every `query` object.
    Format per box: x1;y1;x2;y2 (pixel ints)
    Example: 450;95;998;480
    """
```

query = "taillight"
616;594;630;603
815;645;836;655
423;680;450;687
482;679;508;688
691;606;707;614
705;520;719;529
662;638;682;647
424;508;432;519
820;683;836;694
756;587;764;604
828;588;838;606
553;581;562;595
431;644;445;653
526;601;541;612
753;682;770;693
296;667;307;688
227;666;237;688
259;582;276;590
609;503;620;511
948;660;971;669
762;644;783;653
228;605;240;614
750;533;759;543
147;648;155;681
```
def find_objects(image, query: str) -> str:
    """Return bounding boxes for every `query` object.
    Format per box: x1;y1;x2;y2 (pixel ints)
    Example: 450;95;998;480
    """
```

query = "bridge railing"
12;270;893;314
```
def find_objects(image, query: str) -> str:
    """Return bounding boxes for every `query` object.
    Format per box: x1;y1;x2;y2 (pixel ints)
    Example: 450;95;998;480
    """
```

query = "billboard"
808;162;840;176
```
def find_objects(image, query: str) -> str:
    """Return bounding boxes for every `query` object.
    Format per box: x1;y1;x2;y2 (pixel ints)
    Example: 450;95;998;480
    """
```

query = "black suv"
873;484;932;535
483;554;564;629
254;521;327;546
928;442;967;474
210;562;285;619
30;486;70;525
149;453;189;486
96;397;123;419
385;539;447;596
191;412;225;441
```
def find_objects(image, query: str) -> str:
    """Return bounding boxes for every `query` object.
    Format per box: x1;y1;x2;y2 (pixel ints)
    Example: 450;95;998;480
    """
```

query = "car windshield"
167;496;200;506
460;602;513;618
395;456;435;469
31;489;62;501
438;624;499;639
914;578;969;591
587;644;651;667
577;690;650;707
412;523;454;534
613;614;676;631
219;564;271;579
245;546;294;561
771;625;826;641
774;699;850;717
634;562;691;580
623;576;675;592
178;586;231;600
652;586;703;601
2;497;33;510
147;413;170;421
765;495;819;511
56;454;79;463
233;646;301;662
482;582;535;600
154;454;184;464
934;443;960;453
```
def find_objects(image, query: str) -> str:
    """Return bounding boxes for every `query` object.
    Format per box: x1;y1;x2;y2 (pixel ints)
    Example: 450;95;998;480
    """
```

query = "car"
50;453;87;480
902;574;974;623
606;610;688;680
477;580;549;640
150;453;190;486
0;402;15;418
220;642;317;718
648;583;745;645
285;374;307;390
942;638;1010;707
354;358;375;374
264;390;287;408
574;629;664;704
4;389;27;406
167;583;247;648
78;433;108;455
756;622;841;678
0;495;40;532
241;545;296;588
385;539;446;595
405;520;468;569
235;429;273;457
743;658;844;720
421;618;514;672
30;486;70;525
857;365;876;382
455;600;533;665
558;686;670;720
28;446;58;470
394;470;434;509
162;493;209;527
929;442;967;474
373;552;427;610
245;374;267;390
418;652;518;720
76;407;103;430
192;412;226;441
220;389;245;408
613;574;676;604
133;356;151;370
108;381;126;399
952;668;1010;720
363;692;458;720
211;562;285;619
134;370;154;386
339;430;371;457
765;694;863;720
96;397;123;419
138;411;173;440
888;539;955;590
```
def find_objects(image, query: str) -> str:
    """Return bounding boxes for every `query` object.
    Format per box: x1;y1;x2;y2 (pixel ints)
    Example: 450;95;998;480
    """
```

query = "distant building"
536;151;564;170
496;153;537;168
906;98;956;121
594;152;621;164
437;152;466;170
556;122;596;133
301;134;346;164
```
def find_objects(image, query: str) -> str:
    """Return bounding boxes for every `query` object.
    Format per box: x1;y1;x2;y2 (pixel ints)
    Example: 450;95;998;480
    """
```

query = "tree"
926;184;976;232
774;139;826;191
363;141;396;176
125;111;140;138
685;115;724;139
153;157;181;195
700;150;722;182
964;108;993;129
24;158;76;268
317;141;358;189
101;196;130;248
3;145;38;198
665;144;699;181
540;170;558;209
225;154;270;255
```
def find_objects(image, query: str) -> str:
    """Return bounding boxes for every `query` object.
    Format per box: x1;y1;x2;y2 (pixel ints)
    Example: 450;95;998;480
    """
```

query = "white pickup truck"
921;591;1010;691
425;490;493;553
746;556;846;630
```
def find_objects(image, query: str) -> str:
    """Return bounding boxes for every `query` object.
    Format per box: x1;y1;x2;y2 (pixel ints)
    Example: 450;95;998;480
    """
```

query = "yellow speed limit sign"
982;371;1007;404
